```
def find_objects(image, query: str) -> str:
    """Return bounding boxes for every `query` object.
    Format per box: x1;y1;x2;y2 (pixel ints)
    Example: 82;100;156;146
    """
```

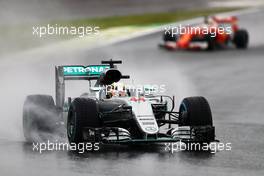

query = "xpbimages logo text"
32;24;100;38
164;24;232;38
164;141;232;154
32;141;100;154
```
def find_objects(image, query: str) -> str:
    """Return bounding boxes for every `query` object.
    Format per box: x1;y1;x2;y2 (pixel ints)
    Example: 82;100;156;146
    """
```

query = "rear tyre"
23;95;58;142
233;29;249;49
163;30;178;42
179;96;215;142
67;98;101;144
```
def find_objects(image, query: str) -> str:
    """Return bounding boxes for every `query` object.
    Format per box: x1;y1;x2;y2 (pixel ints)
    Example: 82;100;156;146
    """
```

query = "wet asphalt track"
1;9;264;176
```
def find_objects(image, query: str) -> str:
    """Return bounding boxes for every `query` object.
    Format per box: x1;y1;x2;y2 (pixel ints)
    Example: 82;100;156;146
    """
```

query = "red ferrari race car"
160;16;249;51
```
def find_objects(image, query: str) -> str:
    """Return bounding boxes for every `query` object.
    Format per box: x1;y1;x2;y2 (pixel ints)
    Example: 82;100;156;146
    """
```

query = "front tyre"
179;96;215;142
67;98;101;144
205;34;216;51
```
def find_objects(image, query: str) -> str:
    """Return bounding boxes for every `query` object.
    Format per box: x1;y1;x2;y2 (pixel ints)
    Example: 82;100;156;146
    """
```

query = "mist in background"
0;0;259;141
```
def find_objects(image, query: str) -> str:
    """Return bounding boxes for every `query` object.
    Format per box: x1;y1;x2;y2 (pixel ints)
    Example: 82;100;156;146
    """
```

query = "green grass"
52;7;241;29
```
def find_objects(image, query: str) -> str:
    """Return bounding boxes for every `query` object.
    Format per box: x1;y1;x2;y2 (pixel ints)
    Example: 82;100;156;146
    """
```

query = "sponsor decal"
63;65;110;76
145;127;157;132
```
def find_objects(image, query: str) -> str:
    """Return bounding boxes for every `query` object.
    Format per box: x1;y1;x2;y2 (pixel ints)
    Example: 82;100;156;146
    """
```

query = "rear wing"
55;65;110;109
60;65;110;80
211;16;238;23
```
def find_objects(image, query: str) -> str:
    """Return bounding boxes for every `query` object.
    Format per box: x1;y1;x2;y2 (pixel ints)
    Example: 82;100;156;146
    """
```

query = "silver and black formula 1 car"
23;60;216;146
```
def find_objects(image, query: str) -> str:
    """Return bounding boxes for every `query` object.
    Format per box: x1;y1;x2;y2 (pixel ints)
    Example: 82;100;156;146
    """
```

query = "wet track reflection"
1;8;264;176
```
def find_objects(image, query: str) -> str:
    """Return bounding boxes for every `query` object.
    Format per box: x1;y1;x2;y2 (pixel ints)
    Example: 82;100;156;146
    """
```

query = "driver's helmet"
205;16;216;26
108;82;127;97
204;16;209;24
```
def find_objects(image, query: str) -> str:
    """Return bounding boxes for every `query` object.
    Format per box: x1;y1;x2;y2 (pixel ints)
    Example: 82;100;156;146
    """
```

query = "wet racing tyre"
179;96;215;142
179;96;212;126
205;34;216;51
233;29;249;49
23;94;58;142
67;98;101;144
163;30;178;42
